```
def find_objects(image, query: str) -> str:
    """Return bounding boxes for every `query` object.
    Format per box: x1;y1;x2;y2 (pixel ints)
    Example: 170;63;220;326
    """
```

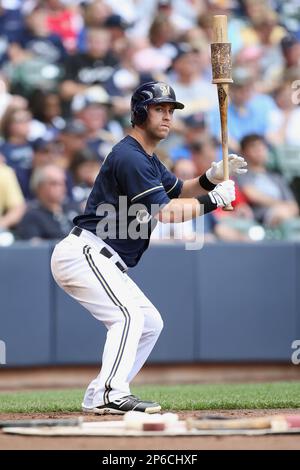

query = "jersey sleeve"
158;160;183;199
116;151;170;212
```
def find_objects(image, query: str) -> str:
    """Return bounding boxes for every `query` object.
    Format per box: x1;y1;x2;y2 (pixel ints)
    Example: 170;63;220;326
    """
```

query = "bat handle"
218;83;234;211
222;150;234;212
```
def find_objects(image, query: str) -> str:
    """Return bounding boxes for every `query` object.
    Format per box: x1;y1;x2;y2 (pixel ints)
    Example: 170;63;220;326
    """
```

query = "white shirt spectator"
168;77;218;116
269;107;300;146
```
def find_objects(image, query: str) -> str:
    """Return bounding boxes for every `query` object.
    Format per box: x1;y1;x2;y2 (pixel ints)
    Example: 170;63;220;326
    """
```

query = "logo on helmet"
143;90;153;100
159;84;170;96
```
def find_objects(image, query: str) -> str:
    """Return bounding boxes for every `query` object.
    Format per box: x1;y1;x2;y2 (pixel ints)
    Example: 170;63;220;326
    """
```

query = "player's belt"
71;226;83;237
71;226;126;273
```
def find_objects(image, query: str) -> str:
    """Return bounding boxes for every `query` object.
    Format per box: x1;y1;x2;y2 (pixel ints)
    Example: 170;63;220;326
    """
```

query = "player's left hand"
206;154;247;185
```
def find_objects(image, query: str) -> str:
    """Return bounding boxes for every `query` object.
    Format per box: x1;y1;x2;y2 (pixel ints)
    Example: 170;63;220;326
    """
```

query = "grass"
0;382;299;413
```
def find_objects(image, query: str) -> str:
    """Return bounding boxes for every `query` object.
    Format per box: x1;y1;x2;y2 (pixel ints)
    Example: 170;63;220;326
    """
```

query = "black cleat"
92;395;161;415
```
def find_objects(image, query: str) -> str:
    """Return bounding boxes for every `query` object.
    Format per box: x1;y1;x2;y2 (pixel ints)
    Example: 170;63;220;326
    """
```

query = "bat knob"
223;203;234;212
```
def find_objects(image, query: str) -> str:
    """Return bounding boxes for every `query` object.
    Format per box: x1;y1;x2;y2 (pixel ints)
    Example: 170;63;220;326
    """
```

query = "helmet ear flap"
132;104;148;126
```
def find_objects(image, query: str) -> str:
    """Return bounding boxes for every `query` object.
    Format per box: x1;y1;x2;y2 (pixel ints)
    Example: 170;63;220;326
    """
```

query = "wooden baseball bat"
186;413;300;431
211;15;234;211
0;417;82;428
186;416;272;431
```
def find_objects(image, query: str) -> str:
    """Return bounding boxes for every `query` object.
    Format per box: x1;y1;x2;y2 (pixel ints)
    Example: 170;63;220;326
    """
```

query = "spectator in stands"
0;159;25;232
31;136;75;202
248;9;286;94
168;43;217;116
104;14;131;58
190;136;218;176
2;11;65;98
197;0;243;55
29;90;64;141
0;73;28;120
17;164;80;240
280;34;300;74
272;0;300;33
32;137;62;170
70;148;101;210
0;74;11;119
60;27;118;103
46;118;88;199
209;67;279;153
3;42;62;98
71;87;122;161
0;107;34;198
240;3;286;48
269;80;300;207
16;6;66;65
132;14;178;74
161;0;204;34
0;2;25;66
269;81;300;146
238;134;299;227
104;37;155;118
234;8;286;95
169;112;208;162
274;1;300;36
58;118;87;170
44;0;83;53
77;0;112;52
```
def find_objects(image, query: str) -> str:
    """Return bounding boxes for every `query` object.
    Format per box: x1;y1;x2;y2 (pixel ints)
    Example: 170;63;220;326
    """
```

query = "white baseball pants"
51;229;163;409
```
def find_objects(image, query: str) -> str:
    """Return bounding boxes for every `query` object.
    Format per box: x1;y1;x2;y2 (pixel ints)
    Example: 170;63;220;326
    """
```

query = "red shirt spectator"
46;7;82;53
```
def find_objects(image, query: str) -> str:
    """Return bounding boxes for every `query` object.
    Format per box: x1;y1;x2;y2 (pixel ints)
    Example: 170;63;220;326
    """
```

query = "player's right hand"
208;180;236;207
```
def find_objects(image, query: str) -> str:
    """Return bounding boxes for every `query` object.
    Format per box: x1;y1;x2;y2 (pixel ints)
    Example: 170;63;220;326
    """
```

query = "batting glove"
208;180;236;207
206;154;247;185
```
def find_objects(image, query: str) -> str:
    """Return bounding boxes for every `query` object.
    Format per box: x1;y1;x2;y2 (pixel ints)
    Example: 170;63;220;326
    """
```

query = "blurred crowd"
0;0;300;245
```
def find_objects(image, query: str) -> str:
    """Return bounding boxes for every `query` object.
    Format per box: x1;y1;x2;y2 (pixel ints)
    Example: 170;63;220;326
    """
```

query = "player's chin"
156;127;170;139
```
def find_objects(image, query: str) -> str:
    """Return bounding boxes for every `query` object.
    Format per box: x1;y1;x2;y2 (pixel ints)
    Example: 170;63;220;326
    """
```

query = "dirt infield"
1;410;300;450
1;363;300;391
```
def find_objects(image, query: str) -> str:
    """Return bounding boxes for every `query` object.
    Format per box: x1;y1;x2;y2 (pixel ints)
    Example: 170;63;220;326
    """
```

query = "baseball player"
51;81;247;415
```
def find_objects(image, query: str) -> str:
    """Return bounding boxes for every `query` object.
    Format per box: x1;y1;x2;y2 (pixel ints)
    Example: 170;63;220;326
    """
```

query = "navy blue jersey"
74;135;183;267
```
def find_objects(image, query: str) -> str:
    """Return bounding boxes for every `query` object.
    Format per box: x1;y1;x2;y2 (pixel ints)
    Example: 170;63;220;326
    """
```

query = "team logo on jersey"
159;84;170;96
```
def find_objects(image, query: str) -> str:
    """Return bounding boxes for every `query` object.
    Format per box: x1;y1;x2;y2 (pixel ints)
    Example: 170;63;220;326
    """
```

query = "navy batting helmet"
131;81;184;126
